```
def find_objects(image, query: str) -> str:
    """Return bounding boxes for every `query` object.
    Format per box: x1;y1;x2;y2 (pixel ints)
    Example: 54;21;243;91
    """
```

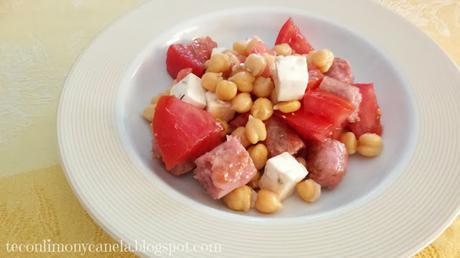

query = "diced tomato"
166;37;217;78
153;96;224;171
172;68;193;84
275;18;313;54
348;83;383;137
228;112;249;129
307;63;324;90
276;110;334;142
302;90;354;126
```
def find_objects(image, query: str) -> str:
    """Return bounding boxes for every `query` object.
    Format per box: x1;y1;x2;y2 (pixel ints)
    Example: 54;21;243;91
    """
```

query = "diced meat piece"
319;76;362;122
325;57;354;84
348;83;383;137
307;62;324;90
228;113;249;129
306;139;348;188
265;117;305;157
194;136;257;199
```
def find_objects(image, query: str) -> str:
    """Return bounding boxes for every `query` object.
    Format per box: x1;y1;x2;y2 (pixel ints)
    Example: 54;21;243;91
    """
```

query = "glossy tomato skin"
276;110;334;142
166;37;217;78
275;18;313;54
153;96;224;171
302;90;354;126
348;83;383;137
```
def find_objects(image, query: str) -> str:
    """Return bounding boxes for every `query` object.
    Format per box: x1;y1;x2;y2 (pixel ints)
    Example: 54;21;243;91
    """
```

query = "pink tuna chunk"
194;136;257;199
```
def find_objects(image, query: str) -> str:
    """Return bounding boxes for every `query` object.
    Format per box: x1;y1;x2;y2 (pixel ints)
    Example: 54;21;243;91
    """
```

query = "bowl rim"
58;1;460;257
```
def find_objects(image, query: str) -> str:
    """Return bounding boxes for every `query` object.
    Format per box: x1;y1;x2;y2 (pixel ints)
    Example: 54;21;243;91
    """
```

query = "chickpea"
222;185;252;212
142;104;156;122
250;188;257;208
245;54;267;76
296;179;321;203
339;132;357;155
273;100;301;113
270;89;278;104
253;77;274;98
249;171;261;189
206;53;231;73
246;38;258;51
201;72;223;92
231;126;251;148
233;41;248;56
357;133;383;157
255;189;282;214
215;80;237;101
274;43;292;56
229;71;255;92
296;157;307;167
245;115;267;144
248;143;268;170
251;97;273;121
309;49;334;73
263;53;276;73
231;93;253;113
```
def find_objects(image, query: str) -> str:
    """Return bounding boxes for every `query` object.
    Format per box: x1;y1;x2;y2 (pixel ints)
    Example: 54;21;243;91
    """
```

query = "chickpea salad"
142;18;383;214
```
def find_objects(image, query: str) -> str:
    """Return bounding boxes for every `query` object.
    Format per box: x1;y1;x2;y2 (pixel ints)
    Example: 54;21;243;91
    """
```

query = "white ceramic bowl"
58;1;460;257
118;9;416;217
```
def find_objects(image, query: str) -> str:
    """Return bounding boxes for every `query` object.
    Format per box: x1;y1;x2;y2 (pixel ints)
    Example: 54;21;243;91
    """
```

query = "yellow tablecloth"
0;0;458;257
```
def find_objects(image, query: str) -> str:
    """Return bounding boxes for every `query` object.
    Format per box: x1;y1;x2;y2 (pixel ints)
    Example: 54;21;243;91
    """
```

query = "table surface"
0;0;459;257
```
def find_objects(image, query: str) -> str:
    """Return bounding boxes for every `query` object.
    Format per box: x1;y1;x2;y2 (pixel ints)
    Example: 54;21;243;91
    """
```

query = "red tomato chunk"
153;96;224;171
194;136;257;199
275;17;313;54
166;37;217;78
348;83;383;137
276;110;334;142
302;90;354;126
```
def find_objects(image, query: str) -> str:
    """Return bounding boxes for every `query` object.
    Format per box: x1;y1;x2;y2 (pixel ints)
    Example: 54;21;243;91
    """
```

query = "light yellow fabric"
0;0;458;257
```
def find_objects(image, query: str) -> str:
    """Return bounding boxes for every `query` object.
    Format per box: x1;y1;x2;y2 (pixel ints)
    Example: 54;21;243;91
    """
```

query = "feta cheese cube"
170;73;206;109
259;152;308;200
205;92;235;121
273;55;309;101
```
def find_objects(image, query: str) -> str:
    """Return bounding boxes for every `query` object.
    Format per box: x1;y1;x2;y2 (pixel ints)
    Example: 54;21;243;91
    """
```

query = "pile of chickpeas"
143;38;383;214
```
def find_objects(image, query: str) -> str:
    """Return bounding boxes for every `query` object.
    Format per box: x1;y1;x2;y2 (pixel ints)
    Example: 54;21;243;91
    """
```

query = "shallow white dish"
58;0;460;257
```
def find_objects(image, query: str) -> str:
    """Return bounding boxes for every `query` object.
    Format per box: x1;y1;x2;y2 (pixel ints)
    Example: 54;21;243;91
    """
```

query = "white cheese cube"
259;152;308;200
273;55;309;101
211;47;227;56
170;73;206;109
205;92;235;121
